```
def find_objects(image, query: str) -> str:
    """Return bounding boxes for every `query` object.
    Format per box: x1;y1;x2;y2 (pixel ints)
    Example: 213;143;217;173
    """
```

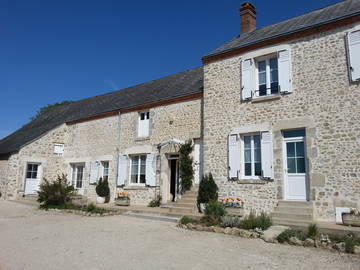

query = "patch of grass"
277;229;306;243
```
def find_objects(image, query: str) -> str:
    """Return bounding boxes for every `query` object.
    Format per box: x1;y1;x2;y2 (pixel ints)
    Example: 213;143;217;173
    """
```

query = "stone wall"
203;23;360;221
0;159;8;199
1;98;202;205
2;124;68;199
117;98;202;204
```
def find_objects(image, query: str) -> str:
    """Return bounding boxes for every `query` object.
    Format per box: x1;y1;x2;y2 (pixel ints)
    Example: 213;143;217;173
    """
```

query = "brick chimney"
240;2;256;34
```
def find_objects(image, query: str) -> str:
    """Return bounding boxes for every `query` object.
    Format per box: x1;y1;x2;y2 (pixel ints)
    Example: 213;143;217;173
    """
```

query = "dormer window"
138;111;150;137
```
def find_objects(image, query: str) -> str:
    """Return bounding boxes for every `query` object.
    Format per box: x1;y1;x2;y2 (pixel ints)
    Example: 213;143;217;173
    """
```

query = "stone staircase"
271;201;314;227
168;185;199;217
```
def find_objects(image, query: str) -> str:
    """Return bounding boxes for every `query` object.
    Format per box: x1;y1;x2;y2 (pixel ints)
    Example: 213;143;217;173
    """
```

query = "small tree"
179;141;194;193
37;174;74;207
197;173;218;212
96;178;110;198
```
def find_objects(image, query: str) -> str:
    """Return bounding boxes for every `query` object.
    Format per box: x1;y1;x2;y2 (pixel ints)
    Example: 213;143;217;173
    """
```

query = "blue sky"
0;0;340;139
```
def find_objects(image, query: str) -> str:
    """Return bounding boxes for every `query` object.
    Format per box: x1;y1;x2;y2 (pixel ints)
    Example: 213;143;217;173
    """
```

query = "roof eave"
202;11;360;63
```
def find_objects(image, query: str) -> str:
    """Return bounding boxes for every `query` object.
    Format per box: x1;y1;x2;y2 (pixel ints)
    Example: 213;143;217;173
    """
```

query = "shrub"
197;173;218;211
241;210;257;230
148;195;162;207
205;200;226;217
220;216;242;228
344;234;356;253
37;174;74;207
240;211;272;230
179;141;194;192
180;216;197;225
277;229;306;243
200;215;220;226
86;203;96;212
96;177;110;198
307;224;318;239
255;212;272;230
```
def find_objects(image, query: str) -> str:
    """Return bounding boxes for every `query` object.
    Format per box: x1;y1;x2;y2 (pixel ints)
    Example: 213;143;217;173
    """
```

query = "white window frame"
129;155;147;186
53;143;64;156
71;163;85;189
100;161;109;181
240;133;262;179
254;54;279;97
137;111;150;137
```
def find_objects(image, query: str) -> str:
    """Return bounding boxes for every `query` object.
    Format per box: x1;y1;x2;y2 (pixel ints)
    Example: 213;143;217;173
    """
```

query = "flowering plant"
219;197;244;208
117;192;130;200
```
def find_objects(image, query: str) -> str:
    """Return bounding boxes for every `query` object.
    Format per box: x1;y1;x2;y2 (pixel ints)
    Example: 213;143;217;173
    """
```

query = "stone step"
272;217;313;227
169;207;197;215
274;206;314;214
271;212;313;221
175;202;195;208
277;201;313;208
178;198;197;203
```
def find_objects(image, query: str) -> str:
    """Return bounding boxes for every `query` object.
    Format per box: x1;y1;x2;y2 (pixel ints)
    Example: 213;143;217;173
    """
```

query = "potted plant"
115;192;130;206
197;173;218;213
219;197;244;216
342;208;360;227
95;177;110;204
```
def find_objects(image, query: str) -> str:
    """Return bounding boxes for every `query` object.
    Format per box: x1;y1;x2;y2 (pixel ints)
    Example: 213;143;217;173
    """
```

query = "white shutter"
347;30;360;81
145;153;157;186
117;155;128;186
278;49;293;93
260;131;273;179
241;59;252;100
89;161;99;184
228;134;240;180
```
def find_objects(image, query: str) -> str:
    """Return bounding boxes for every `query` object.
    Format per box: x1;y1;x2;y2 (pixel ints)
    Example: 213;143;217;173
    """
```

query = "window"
130;155;146;184
242;134;262;177
54;143;64;156
138;111;150;137
256;56;279;96
26;163;39;179
71;164;84;189
101;161;109;180
241;48;292;100
286;141;305;174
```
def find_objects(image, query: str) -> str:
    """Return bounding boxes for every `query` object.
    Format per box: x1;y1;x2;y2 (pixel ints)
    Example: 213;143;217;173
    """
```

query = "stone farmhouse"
0;0;359;224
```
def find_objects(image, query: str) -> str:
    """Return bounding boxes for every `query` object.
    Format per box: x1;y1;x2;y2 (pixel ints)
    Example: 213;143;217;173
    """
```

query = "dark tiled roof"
0;67;203;155
204;0;360;58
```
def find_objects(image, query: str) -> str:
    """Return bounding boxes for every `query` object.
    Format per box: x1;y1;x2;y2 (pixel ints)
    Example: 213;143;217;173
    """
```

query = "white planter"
200;203;206;213
96;196;106;204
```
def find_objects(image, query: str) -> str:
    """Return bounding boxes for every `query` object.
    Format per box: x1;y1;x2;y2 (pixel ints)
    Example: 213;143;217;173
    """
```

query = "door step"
271;200;314;226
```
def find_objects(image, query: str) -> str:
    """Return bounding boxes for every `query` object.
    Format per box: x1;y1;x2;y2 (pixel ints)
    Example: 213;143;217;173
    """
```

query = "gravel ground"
0;201;359;270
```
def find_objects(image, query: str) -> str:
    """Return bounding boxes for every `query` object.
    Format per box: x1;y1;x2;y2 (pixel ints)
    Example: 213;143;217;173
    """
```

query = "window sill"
251;94;281;103
135;136;150;142
123;186;148;190
231;178;273;184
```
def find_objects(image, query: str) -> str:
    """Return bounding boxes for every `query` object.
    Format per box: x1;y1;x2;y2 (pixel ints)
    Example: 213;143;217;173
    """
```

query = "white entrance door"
284;137;307;200
194;139;202;184
24;163;41;195
71;164;85;195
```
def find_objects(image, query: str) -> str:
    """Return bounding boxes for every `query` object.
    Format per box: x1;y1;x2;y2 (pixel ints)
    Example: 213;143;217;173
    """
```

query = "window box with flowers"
219;198;245;217
115;192;130;206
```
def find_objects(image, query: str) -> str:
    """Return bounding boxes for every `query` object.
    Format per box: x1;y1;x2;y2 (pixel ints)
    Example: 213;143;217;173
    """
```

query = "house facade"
0;0;360;223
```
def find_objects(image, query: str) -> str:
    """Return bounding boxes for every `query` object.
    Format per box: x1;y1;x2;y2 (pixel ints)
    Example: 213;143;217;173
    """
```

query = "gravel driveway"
0;201;359;270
